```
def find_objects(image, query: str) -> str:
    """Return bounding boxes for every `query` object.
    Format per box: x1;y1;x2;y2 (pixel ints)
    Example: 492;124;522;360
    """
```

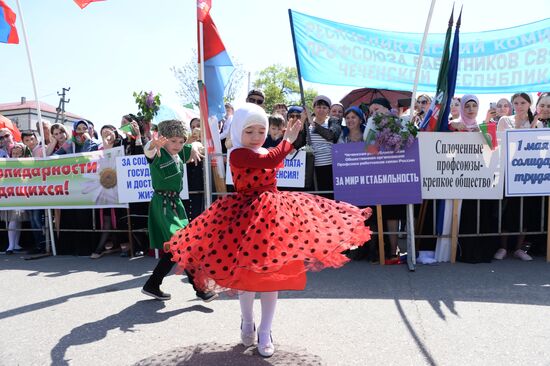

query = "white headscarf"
460;94;479;127
228;103;269;159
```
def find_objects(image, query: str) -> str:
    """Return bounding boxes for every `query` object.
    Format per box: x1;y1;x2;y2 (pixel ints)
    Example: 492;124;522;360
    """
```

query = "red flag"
0;0;19;44
479;122;498;150
73;0;105;9
197;0;211;22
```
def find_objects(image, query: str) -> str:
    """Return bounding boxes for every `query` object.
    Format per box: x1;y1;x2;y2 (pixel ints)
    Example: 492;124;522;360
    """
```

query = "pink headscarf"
460;94;479;127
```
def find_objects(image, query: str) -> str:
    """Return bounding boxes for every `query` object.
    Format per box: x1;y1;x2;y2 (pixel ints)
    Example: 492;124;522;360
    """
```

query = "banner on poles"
0;147;127;209
290;10;549;93
332;141;422;206
418;132;503;199
116;154;189;203
505;129;550;196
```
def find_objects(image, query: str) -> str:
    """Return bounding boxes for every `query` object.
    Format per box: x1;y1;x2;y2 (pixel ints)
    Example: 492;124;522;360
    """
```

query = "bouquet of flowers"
368;112;418;153
133;91;161;121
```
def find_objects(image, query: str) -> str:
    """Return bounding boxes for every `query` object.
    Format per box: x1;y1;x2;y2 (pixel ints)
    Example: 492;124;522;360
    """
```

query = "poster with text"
505;129;550;196
418;132;503;199
116;155;189;203
0;147;127;210
225;150;306;188
332;141;422;206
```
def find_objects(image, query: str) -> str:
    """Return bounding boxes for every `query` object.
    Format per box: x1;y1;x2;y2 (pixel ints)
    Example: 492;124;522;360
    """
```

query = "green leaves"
133;90;161;121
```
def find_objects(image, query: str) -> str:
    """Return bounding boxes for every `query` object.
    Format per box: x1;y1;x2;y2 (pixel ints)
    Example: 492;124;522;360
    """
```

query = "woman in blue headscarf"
338;106;366;143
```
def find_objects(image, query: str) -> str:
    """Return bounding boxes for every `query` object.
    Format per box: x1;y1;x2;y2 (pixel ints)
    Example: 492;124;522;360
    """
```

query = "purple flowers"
372;112;417;153
133;90;161;121
145;91;154;108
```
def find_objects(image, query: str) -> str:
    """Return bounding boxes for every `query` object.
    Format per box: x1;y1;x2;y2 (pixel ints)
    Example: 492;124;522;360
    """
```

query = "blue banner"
290;10;550;93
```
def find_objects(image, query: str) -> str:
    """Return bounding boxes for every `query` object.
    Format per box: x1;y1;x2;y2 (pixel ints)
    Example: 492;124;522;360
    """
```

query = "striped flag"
439;7;462;132
0;0;19;44
419;9;454;132
197;0;231;180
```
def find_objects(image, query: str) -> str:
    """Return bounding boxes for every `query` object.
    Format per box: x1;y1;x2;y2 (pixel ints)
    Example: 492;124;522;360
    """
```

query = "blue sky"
1;0;548;128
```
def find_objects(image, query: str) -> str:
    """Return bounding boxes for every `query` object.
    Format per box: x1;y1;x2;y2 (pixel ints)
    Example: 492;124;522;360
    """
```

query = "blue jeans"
29;209;45;249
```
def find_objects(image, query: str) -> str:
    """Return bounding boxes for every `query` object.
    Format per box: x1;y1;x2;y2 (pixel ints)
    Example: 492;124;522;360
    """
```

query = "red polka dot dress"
165;140;372;293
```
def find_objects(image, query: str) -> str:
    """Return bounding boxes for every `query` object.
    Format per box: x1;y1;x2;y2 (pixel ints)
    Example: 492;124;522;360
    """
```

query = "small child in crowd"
262;114;286;149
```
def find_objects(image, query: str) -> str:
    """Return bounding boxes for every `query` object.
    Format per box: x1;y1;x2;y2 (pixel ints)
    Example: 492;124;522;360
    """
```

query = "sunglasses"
0;134;11;139
247;97;264;105
417;100;428;105
288;113;301;119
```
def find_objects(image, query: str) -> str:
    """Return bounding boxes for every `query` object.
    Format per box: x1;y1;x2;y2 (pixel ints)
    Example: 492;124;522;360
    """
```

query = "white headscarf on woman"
228;102;269;159
460;94;479;127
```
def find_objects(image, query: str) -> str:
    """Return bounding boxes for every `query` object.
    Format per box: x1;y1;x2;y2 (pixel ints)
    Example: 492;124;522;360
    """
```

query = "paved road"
1;254;550;366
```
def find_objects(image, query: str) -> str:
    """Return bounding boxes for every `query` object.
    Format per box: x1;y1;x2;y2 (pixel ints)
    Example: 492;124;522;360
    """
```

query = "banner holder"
15;0;56;256
376;205;385;265
450;199;460;263
547;196;550;263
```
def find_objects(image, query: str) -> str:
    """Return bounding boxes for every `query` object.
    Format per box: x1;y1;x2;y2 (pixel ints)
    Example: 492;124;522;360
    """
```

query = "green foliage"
253;64;317;112
133;91;161;121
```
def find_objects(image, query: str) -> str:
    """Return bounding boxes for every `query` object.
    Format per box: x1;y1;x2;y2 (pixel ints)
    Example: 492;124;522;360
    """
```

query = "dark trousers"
145;251;200;292
314;164;334;199
29;209;45;250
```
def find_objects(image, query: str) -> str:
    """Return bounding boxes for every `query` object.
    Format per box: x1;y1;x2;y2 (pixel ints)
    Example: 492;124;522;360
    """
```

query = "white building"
0;97;82;131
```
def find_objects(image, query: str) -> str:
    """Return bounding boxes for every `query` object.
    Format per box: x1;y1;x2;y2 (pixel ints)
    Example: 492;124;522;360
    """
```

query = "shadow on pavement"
3;256;550;325
1;254;151;278
50;301;213;366
133;342;324;366
0;276;149;321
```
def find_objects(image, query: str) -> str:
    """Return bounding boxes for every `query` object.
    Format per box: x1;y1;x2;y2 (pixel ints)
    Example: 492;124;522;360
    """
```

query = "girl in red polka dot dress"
166;103;372;357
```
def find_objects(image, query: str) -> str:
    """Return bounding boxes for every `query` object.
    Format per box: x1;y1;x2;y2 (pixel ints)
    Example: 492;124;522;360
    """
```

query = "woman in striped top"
308;95;342;198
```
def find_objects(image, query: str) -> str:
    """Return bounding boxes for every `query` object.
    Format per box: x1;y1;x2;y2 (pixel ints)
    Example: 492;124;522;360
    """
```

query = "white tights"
239;291;278;344
7;221;22;251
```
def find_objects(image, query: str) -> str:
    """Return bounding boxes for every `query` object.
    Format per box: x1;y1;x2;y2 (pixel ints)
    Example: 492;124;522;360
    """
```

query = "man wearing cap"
308;95;341;198
246;89;266;110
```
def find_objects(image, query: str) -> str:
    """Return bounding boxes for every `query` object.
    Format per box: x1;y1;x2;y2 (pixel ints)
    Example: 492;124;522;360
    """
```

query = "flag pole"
406;0;437;271
198;20;213;207
14;0;56;256
409;0;437;116
288;9;306;107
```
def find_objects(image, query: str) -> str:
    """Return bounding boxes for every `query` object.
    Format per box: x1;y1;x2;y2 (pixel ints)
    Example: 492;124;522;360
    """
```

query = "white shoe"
493;248;507;260
240;320;255;347
514;249;533;261
257;331;274;358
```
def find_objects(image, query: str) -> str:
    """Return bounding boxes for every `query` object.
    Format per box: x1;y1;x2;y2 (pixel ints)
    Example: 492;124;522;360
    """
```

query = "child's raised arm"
147;135;168;158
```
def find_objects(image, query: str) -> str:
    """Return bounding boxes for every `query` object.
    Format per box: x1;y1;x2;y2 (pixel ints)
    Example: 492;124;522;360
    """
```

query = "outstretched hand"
149;135;168;157
283;117;303;144
187;141;204;166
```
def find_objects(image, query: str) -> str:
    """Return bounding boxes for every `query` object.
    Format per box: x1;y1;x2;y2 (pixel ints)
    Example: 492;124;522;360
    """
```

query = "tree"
252;64;318;112
171;49;246;107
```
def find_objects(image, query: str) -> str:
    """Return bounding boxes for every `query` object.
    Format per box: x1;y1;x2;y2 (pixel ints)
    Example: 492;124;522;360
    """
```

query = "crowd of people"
1;91;549;261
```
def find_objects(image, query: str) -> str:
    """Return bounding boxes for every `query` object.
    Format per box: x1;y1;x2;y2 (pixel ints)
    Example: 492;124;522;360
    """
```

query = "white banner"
418;132;503;199
505;129;550;197
226;150;306;188
116;155;189;203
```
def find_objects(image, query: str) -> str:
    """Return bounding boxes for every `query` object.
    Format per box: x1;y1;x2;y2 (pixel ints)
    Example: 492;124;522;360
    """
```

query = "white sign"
225;150;306;188
116;154;189;203
418;132;503;199
505;129;550;197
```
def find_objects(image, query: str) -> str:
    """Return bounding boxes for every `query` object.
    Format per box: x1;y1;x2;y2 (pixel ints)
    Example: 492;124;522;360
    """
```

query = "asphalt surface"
1;253;550;366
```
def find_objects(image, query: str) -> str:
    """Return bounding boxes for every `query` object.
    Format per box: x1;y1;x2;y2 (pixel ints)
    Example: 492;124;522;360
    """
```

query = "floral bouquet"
133;91;161;121
367;112;418;153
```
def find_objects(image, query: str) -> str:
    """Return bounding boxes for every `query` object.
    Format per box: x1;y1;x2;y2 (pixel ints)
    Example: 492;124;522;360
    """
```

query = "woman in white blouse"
495;92;535;261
